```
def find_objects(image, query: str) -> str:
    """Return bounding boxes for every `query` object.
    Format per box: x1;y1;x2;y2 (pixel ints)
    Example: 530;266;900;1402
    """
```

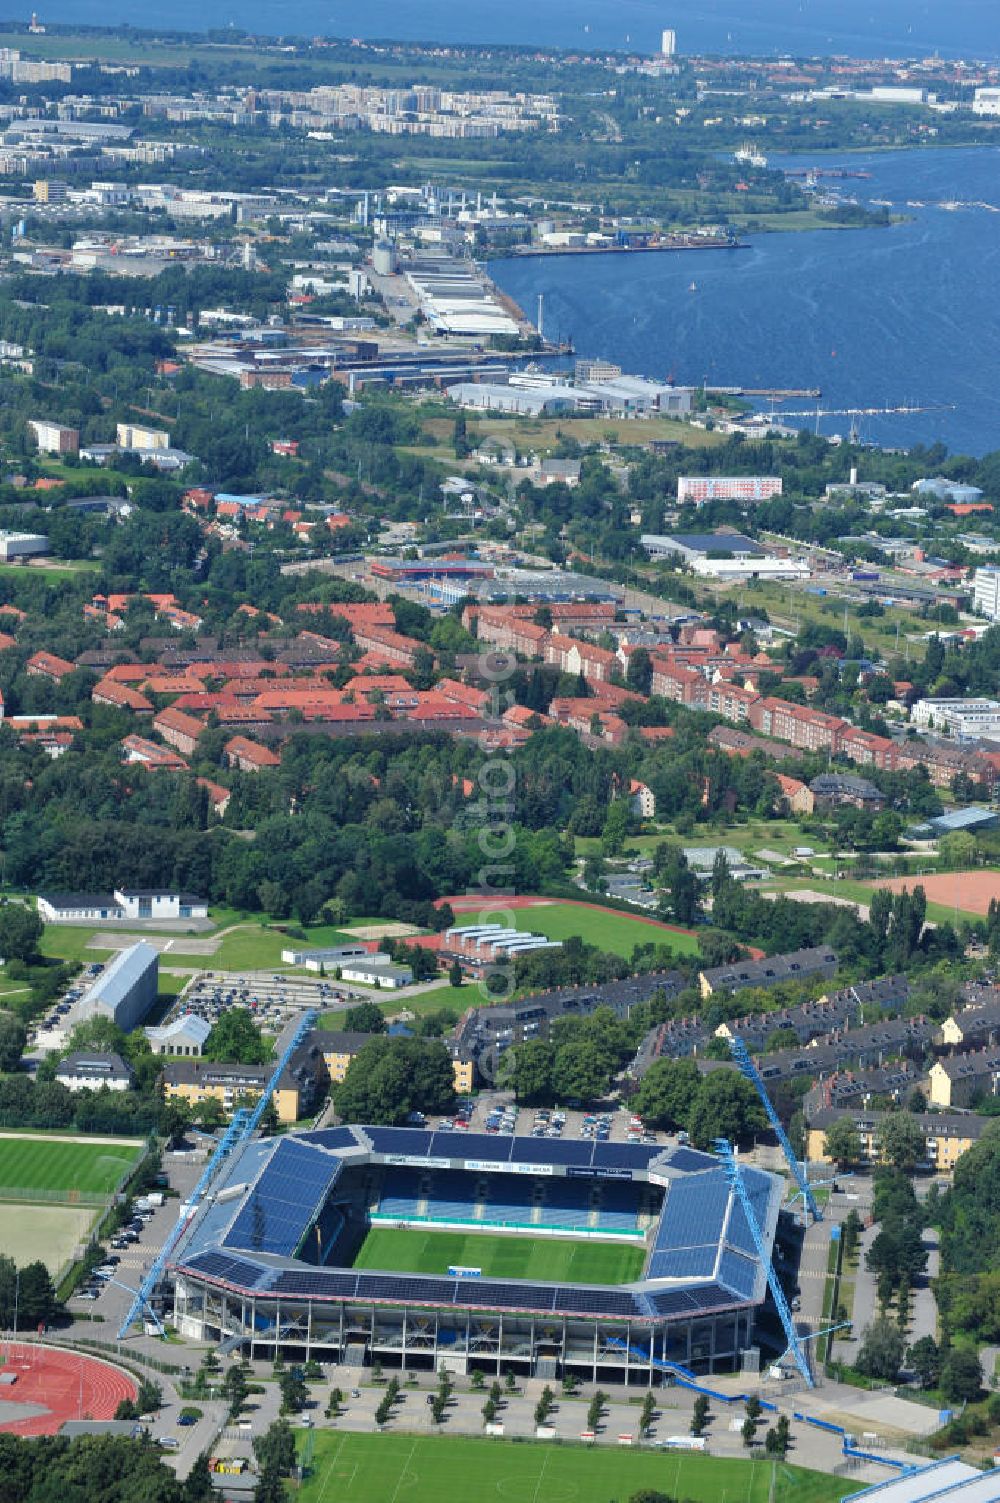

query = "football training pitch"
298;1433;843;1503
0;1134;143;1198
354;1227;646;1285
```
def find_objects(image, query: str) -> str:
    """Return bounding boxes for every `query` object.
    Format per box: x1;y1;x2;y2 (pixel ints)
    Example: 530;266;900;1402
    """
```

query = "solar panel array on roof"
647;1171;731;1282
296;1127;362;1151
592;1142;660;1170
724;1166;774;1260
185;1250;267;1288
225;1139;339;1257
431;1131;513;1160
717;1249;758;1300
666;1147;718;1173
364;1127;435;1155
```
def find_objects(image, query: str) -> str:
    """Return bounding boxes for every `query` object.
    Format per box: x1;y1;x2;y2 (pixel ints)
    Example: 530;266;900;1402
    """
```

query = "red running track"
0;1343;137;1435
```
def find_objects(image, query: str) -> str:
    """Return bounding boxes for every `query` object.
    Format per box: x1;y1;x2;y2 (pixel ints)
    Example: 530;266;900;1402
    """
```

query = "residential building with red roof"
775;774;814;814
197;777;232;817
26;650;75;681
122;735;188;771
225;736;281;771
154;707;208;756
352;625;427;667
93;678;154;714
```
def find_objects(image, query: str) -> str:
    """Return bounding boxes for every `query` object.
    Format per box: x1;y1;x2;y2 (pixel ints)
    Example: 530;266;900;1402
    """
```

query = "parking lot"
28;961;110;1052
420;1094;668;1149
167;972;354;1038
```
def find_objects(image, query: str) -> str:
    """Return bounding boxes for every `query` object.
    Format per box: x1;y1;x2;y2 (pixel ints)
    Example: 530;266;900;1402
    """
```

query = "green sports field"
0;1134;143;1198
298;1433;842;1503
354;1227;646;1285
450;901;700;958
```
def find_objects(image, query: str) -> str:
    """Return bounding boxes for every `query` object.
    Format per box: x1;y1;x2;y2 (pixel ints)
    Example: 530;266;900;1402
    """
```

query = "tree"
551;1038;612;1103
601;799;630;857
498;1039;554;1103
633;1057;701;1131
691;1395;710;1436
907;1335;941;1390
253;1419;297;1476
626;648;653;696
185;1452;215;1503
335;1037;456;1124
824;1118;863;1169
940;1347;983;1404
203;1008;269;1065
856;1317;906;1381
0;903;43;962
0;1015;27;1072
277;1367;308;1414
448;961;464;989
222;1363;248;1416
686;1071;766;1150
875;1112;926;1171
765;1415;790;1457
342;1001;386;1034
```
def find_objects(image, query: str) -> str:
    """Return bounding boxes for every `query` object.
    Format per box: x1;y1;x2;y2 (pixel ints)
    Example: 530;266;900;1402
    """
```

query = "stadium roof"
170;1125;780;1324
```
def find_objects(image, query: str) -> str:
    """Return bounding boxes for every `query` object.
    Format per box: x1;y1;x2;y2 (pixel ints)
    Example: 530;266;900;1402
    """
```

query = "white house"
339;954;414;989
144;1013;212;1057
55;1052;134;1093
629;779;656;819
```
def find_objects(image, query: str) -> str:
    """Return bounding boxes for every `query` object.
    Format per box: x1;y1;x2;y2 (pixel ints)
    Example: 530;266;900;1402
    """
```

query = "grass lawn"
452;901;699;958
355;1227;645;1284
298;1433;842;1503
0;1135;142;1197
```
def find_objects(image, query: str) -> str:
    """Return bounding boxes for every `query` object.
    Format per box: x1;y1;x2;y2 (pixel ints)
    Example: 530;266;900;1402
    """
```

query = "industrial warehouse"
168;1124;782;1383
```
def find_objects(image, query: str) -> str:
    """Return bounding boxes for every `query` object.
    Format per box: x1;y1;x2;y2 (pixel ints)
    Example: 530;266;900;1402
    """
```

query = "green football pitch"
298;1433;843;1503
0;1135;142;1197
354;1227;646;1285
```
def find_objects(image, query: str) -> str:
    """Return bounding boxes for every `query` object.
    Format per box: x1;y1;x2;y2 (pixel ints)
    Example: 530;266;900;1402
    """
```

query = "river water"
490;146;1000;457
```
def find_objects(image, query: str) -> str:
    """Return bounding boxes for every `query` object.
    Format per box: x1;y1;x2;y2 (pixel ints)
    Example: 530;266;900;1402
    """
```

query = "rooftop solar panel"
591;1143;661;1170
295;1127;361;1151
648;1244;718;1281
429;1131;512;1161
225;1139;339;1257
717;1249;759;1300
511;1137;589;1166
184;1250;266;1288
365;1127;435;1155
666;1147;718;1173
555;1287;639;1317
269;1269;360;1298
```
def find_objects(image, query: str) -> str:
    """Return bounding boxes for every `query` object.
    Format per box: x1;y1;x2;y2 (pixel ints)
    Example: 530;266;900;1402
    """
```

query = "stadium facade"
170;1127;781;1384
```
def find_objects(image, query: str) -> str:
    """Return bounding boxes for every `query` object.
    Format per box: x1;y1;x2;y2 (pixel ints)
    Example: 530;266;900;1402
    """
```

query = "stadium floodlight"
713;1137;814;1387
724;1034;822;1222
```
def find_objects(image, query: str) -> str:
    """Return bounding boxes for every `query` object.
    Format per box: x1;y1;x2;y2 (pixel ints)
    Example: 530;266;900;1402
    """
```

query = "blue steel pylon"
726;1034;822;1222
714;1136;814;1388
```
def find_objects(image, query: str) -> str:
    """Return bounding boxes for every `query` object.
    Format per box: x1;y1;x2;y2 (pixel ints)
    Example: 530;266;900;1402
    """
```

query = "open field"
298;1432;842;1503
442;898;699;957
870;869;1000;919
411;411;726;463
0;1135;142;1197
761;874;978;927
0;1205;97;1274
355;1227;645;1285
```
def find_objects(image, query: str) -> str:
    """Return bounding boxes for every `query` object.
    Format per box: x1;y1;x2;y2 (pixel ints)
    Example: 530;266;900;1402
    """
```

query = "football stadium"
170;1127;781;1384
